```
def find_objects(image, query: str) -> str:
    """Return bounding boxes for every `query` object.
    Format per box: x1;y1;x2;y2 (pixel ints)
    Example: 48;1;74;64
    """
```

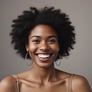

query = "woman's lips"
36;54;51;62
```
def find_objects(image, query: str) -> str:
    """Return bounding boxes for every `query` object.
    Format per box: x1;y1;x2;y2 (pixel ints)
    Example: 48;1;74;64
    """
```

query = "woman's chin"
33;60;54;68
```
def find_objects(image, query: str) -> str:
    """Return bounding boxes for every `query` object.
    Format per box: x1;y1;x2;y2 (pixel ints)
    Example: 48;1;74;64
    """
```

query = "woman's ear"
25;45;29;52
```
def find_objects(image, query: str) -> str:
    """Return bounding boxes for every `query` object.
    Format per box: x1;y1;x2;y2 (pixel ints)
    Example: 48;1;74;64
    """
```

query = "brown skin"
0;25;91;92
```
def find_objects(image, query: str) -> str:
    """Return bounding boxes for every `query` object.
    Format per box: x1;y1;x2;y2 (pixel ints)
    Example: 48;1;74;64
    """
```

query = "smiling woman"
0;6;91;92
26;25;59;68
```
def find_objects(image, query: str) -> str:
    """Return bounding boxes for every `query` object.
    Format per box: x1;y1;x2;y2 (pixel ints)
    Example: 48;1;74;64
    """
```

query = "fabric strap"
12;75;19;92
67;74;74;92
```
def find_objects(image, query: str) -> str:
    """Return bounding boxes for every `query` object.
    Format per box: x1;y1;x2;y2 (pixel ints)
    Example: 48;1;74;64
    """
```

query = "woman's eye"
32;39;40;43
48;39;56;44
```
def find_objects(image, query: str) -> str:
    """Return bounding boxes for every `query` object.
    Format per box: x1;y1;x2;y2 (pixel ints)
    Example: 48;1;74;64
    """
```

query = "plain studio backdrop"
0;0;92;87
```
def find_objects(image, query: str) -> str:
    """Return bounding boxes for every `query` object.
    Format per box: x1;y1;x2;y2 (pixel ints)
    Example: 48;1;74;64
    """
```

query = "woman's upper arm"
72;75;91;92
0;76;16;92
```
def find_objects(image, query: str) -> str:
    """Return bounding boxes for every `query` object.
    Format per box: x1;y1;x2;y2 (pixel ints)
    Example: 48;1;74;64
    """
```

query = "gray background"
0;0;92;87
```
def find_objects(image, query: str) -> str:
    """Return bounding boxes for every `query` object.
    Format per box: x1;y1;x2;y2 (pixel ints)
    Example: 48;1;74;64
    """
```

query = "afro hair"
10;6;76;59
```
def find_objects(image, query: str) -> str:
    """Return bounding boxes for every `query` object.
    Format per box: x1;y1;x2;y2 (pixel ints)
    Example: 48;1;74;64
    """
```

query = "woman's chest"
19;83;68;92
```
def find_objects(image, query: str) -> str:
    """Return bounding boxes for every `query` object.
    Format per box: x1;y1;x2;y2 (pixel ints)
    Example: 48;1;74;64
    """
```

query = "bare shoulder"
72;74;91;92
56;70;91;92
0;75;16;92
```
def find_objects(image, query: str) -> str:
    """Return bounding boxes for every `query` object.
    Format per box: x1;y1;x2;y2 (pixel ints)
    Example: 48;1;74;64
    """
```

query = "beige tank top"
12;74;74;92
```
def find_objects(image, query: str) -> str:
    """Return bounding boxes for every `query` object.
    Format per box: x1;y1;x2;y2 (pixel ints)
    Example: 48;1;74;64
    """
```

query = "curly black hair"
10;6;76;59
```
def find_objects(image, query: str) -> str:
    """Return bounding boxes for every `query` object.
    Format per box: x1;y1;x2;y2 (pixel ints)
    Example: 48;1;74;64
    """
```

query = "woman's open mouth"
36;53;52;62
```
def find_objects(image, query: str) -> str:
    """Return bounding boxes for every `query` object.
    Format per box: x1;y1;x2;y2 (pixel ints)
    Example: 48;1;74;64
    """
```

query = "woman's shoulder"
56;70;91;92
72;74;91;92
0;75;17;92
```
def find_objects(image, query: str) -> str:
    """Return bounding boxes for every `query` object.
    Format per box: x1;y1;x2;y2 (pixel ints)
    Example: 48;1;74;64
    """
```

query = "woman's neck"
30;64;57;84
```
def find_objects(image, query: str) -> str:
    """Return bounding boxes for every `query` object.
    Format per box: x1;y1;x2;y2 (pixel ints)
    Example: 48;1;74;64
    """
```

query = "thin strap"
12;75;20;92
68;74;74;92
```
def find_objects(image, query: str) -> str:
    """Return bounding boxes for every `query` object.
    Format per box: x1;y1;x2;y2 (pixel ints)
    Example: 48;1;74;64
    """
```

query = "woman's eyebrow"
48;35;57;39
30;35;57;39
30;35;40;39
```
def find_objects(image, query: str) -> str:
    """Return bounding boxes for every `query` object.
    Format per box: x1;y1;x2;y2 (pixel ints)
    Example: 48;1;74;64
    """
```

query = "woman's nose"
39;41;49;51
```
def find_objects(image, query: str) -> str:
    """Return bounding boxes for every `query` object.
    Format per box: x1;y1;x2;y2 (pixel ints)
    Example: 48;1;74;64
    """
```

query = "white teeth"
38;54;50;58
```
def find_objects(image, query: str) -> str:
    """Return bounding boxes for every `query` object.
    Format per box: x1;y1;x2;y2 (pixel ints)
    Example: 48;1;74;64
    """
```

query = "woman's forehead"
29;24;57;37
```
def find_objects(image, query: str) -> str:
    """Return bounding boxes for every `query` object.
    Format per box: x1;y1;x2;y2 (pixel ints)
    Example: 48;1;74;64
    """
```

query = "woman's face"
26;25;59;68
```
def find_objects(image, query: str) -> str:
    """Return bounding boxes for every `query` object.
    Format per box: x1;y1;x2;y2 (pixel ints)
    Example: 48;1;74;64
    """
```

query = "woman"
0;6;91;92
